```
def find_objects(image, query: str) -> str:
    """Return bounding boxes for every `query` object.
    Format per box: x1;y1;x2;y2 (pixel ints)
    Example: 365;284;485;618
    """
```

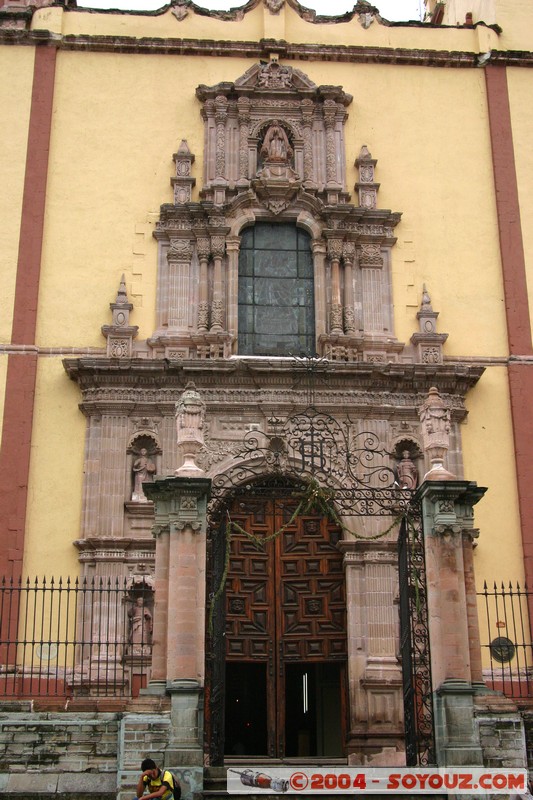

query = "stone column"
142;386;210;786
225;236;240;343
143;477;211;685
342;241;356;334
196;237;210;333
210;235;225;332
327;238;343;335
144;475;211;784
312;239;327;339
416;387;488;766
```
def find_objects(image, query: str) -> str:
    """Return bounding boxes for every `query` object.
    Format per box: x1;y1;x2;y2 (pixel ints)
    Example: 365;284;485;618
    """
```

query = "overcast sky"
76;0;425;22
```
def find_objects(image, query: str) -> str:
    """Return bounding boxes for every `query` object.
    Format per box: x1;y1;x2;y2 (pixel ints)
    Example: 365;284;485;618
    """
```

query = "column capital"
415;479;487;511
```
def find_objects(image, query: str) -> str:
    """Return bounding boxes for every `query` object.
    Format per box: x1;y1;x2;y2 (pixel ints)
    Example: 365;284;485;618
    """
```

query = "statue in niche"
261;121;293;163
131;447;156;502
397;450;418;490
128;595;153;647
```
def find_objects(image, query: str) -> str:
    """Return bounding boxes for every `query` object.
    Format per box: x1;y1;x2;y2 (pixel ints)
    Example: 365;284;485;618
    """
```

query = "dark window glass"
238;223;315;356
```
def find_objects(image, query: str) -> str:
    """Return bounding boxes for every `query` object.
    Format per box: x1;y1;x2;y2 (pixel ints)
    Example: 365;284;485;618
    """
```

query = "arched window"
238;223;315;356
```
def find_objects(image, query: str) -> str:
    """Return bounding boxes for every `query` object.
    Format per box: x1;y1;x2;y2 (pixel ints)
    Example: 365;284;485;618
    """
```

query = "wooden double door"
218;496;347;759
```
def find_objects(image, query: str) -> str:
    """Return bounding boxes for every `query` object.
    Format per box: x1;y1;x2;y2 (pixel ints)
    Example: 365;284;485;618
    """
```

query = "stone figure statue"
175;382;206;476
128;596;153;646
419;386;454;478
397;450;418;490
131;448;156;502
260;122;293;163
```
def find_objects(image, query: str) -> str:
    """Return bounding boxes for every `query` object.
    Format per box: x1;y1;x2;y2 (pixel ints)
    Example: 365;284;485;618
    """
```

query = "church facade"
1;0;533;790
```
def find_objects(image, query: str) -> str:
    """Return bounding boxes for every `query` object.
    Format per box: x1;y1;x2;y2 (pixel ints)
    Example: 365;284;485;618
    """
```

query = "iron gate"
204;403;435;766
398;512;435;766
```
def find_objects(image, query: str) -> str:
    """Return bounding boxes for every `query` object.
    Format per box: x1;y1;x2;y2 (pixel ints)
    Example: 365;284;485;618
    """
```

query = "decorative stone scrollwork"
210;236;226;258
257;60;293;89
196;237;210;260
264;0;285;13
210;300;224;329
109;338;129;358
214;95;228;179
168;238;193;260
330;304;343;332
197;302;209;331
343;307;356;334
359;243;383;267
327;238;343;261
422;347;441;364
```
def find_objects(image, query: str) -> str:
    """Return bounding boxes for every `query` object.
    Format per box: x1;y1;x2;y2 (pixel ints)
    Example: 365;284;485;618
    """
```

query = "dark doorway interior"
225;662;268;757
285;663;343;758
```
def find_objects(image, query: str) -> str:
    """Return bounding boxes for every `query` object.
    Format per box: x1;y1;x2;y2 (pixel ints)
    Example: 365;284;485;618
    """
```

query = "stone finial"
101;274;139;358
411;284;448;364
355;145;379;209
175;382;206;476
419;386;455;480
172;139;196;205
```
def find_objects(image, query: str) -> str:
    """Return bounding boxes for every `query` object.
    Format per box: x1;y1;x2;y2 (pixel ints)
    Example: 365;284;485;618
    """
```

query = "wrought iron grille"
0;577;152;698
398;512;435;766
207;405;413;523
478;581;533;698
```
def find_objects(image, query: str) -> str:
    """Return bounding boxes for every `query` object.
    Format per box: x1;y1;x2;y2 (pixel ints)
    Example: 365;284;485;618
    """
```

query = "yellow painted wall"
508;67;533;320
22;358;84;580
462;367;523;585
0;46;34;344
48;3;501;56
37;51;509;359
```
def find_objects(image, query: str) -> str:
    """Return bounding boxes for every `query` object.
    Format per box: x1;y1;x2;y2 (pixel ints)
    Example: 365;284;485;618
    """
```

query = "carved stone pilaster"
237;97;251;187
323;99;338;188
300;98;315;187
214;95;228;180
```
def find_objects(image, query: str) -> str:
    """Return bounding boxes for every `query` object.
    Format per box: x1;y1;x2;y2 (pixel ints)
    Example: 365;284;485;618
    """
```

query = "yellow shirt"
142;769;174;800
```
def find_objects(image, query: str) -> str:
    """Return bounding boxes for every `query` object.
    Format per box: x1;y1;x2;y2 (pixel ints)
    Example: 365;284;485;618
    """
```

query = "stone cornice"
1;30;533;68
63;356;483;419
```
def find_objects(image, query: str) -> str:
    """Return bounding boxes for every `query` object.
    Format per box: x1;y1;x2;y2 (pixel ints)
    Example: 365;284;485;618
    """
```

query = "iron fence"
0;576;153;698
478;581;533;698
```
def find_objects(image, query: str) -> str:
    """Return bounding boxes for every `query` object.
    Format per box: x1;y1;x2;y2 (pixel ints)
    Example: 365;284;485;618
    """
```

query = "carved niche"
196;60;352;205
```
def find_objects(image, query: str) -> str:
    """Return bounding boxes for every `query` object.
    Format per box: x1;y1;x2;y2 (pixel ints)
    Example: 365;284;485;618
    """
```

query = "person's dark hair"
141;758;157;771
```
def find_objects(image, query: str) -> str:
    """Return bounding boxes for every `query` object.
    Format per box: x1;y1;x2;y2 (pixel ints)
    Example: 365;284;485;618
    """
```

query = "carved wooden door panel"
225;497;346;758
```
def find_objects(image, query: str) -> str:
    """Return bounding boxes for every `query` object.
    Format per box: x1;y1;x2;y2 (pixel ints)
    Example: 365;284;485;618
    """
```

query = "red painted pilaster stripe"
485;65;533;600
485;65;532;357
0;45;57;591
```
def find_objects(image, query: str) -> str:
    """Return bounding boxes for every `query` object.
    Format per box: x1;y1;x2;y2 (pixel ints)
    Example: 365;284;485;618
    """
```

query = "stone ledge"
0;772;116;796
